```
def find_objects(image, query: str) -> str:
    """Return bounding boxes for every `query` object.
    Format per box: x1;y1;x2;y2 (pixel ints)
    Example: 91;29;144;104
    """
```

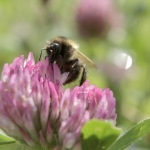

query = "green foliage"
0;133;15;145
0;133;20;150
108;118;150;150
81;120;121;150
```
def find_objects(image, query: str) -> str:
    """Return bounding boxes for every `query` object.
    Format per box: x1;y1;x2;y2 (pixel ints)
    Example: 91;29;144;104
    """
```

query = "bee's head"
50;43;60;52
46;42;61;63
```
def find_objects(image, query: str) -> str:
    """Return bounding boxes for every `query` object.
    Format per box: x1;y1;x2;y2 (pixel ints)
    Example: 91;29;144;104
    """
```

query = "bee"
39;36;96;86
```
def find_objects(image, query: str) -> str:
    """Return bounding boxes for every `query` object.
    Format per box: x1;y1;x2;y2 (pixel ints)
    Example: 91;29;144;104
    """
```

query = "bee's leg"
39;50;43;61
71;59;79;68
63;59;80;85
57;55;64;70
80;66;87;86
39;48;47;61
66;58;87;86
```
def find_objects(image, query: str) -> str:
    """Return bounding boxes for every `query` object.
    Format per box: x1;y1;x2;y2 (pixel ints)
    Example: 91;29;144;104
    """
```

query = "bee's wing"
75;49;97;69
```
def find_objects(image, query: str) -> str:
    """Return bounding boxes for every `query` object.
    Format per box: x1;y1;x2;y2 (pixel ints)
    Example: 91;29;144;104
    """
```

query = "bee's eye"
53;43;59;50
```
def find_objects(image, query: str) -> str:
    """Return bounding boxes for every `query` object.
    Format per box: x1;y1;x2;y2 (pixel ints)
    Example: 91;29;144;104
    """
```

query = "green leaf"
0;133;16;145
108;118;150;150
81;119;121;150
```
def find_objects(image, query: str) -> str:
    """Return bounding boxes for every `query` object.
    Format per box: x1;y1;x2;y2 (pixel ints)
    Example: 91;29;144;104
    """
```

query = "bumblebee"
39;36;96;85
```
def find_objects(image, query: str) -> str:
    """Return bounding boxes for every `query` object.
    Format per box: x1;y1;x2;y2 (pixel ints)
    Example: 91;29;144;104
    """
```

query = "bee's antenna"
39;48;46;61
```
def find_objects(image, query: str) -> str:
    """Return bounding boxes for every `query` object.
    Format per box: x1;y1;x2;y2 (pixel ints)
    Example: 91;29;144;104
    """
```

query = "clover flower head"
76;0;124;38
0;52;116;150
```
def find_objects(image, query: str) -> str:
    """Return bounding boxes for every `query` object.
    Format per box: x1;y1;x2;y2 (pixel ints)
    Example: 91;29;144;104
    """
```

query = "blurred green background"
0;0;150;149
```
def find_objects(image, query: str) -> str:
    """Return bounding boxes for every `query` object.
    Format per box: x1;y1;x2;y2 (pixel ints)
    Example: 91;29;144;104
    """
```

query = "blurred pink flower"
0;53;116;150
76;0;124;38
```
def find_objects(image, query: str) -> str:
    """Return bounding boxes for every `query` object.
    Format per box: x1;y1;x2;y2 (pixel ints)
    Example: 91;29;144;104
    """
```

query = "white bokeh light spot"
114;53;132;69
